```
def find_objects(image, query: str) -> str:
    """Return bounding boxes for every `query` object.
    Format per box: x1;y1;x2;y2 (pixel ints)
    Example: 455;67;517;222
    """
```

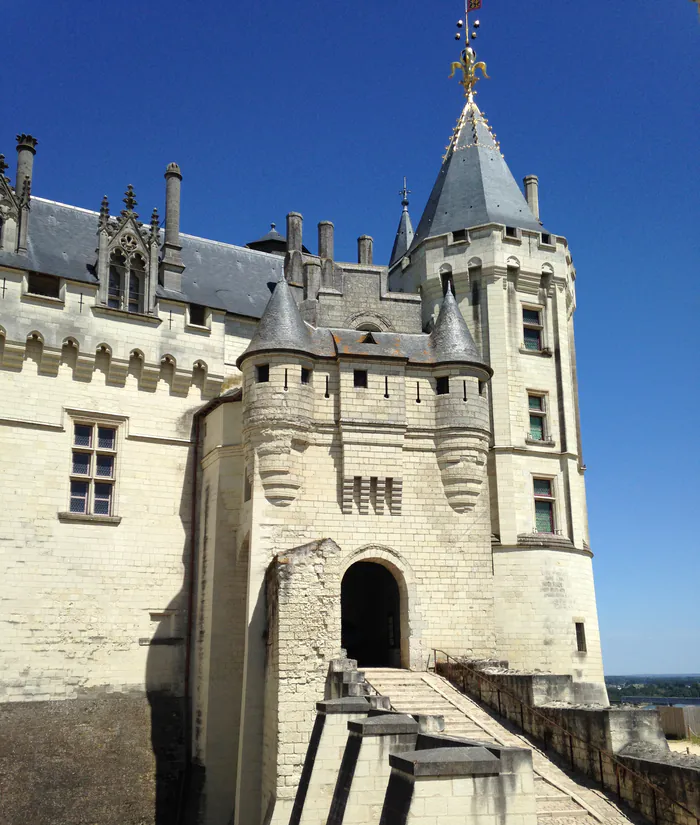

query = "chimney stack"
287;212;303;252
318;221;334;260
161;162;185;291
523;175;539;220
285;212;304;284
358;235;373;265
15;134;37;199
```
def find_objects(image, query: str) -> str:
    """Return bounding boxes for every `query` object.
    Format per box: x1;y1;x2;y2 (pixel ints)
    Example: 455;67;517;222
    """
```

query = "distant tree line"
606;678;700;699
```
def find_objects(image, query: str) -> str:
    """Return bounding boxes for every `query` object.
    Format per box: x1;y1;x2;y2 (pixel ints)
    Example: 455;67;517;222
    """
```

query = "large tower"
388;20;607;698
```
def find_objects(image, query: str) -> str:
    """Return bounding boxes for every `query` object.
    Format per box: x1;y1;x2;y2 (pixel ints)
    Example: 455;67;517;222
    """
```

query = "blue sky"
2;1;698;674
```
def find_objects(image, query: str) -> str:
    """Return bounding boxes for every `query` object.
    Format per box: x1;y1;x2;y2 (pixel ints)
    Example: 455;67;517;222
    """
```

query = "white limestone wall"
391;227;604;684
0;265;250;701
233;348;496;822
493;547;605;683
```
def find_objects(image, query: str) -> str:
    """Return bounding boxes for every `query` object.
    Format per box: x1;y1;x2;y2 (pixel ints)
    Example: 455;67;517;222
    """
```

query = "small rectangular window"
69;423;118;517
301;367;311;385
523;307;543;351
575;622;587;653
436;376;450;395
541;233;552;245
354;369;368;388
452;229;469;242
505;226;518;238
189;303;207;326
533;477;555;533
27;272;60;298
256;364;270;383
70;480;89;514
528;394;546;441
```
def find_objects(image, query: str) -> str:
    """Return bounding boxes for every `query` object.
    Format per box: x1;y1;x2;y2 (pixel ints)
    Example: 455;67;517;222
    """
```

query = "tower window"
256;364;269;383
436;376;450;395
528;393;547;441
533;477;555;533
189;303;207;326
505;226;519;238
301;367;311;385
523;307;543;351
27;272;60;298
575;622;587;653
440;272;455;296
452;229;469;243
354;369;368;388
541;233;552;245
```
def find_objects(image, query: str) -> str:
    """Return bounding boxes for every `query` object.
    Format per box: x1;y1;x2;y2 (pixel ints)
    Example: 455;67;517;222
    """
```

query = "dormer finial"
122;184;138;215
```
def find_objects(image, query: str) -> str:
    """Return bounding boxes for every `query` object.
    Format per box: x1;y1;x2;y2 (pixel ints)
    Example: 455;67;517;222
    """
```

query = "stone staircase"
364;668;644;825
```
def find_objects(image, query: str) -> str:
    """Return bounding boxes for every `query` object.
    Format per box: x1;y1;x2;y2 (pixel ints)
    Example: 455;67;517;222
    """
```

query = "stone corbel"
1;340;26;370
74;352;96;382
171;368;192;396
107;358;129;387
38;346;62;377
435;429;489;512
514;268;542;295
139;362;161;392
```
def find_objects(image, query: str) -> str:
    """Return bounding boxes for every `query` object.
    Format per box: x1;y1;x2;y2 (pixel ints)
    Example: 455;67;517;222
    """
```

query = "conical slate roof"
389;203;415;267
430;288;492;373
410;98;542;252
237;277;313;365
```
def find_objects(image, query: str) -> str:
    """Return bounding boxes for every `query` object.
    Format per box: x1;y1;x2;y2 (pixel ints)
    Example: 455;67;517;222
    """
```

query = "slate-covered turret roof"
409;98;543;252
237;276;314;366
430;287;492;374
389;184;415;268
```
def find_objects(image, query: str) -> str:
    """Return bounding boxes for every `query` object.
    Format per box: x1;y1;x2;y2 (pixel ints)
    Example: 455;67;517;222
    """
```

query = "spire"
410;13;542;252
389;177;415;267
431;287;491;373
237;277;313;366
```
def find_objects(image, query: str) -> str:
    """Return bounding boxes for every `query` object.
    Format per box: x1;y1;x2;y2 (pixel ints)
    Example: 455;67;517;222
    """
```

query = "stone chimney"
15;135;37;254
15;134;37;200
358;235;373;265
523;175;539;220
161;163;185;291
285;212;304;284
318;221;334;260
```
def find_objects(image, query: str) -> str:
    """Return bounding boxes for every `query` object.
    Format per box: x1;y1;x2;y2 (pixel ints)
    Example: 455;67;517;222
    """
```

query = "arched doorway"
341;562;401;667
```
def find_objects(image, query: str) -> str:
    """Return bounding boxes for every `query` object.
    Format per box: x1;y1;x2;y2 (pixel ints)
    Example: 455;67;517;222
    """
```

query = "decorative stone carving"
435;429;489;512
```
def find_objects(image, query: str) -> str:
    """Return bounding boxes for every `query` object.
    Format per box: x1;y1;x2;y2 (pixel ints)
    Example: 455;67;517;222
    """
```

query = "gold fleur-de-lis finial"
450;3;489;98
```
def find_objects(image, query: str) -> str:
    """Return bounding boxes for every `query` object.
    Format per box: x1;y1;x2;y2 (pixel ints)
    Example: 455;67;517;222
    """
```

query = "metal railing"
431;650;699;825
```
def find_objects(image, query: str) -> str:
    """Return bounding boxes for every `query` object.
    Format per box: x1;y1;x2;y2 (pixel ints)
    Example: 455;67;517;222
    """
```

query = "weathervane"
450;0;489;98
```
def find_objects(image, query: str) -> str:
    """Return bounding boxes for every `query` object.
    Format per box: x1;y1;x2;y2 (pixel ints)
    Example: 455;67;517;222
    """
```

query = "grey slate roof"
239;286;491;372
237;276;315;365
0;197;282;319
430;288;491;373
389;203;415;268
410;99;544;252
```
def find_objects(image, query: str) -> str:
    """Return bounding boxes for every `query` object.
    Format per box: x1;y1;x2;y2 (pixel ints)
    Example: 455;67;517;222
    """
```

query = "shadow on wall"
0;425;200;825
146;427;204;825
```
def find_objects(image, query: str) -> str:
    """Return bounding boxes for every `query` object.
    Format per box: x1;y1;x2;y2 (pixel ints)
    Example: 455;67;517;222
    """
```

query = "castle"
0;29;613;825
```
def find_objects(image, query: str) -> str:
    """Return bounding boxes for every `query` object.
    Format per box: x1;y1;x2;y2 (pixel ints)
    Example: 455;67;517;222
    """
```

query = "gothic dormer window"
97;186;160;315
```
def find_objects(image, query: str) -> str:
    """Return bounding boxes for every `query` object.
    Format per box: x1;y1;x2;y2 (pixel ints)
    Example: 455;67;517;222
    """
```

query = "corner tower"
389;17;607;699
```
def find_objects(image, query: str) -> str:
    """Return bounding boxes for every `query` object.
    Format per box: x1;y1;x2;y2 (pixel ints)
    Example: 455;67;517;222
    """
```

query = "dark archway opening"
341;562;401;667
